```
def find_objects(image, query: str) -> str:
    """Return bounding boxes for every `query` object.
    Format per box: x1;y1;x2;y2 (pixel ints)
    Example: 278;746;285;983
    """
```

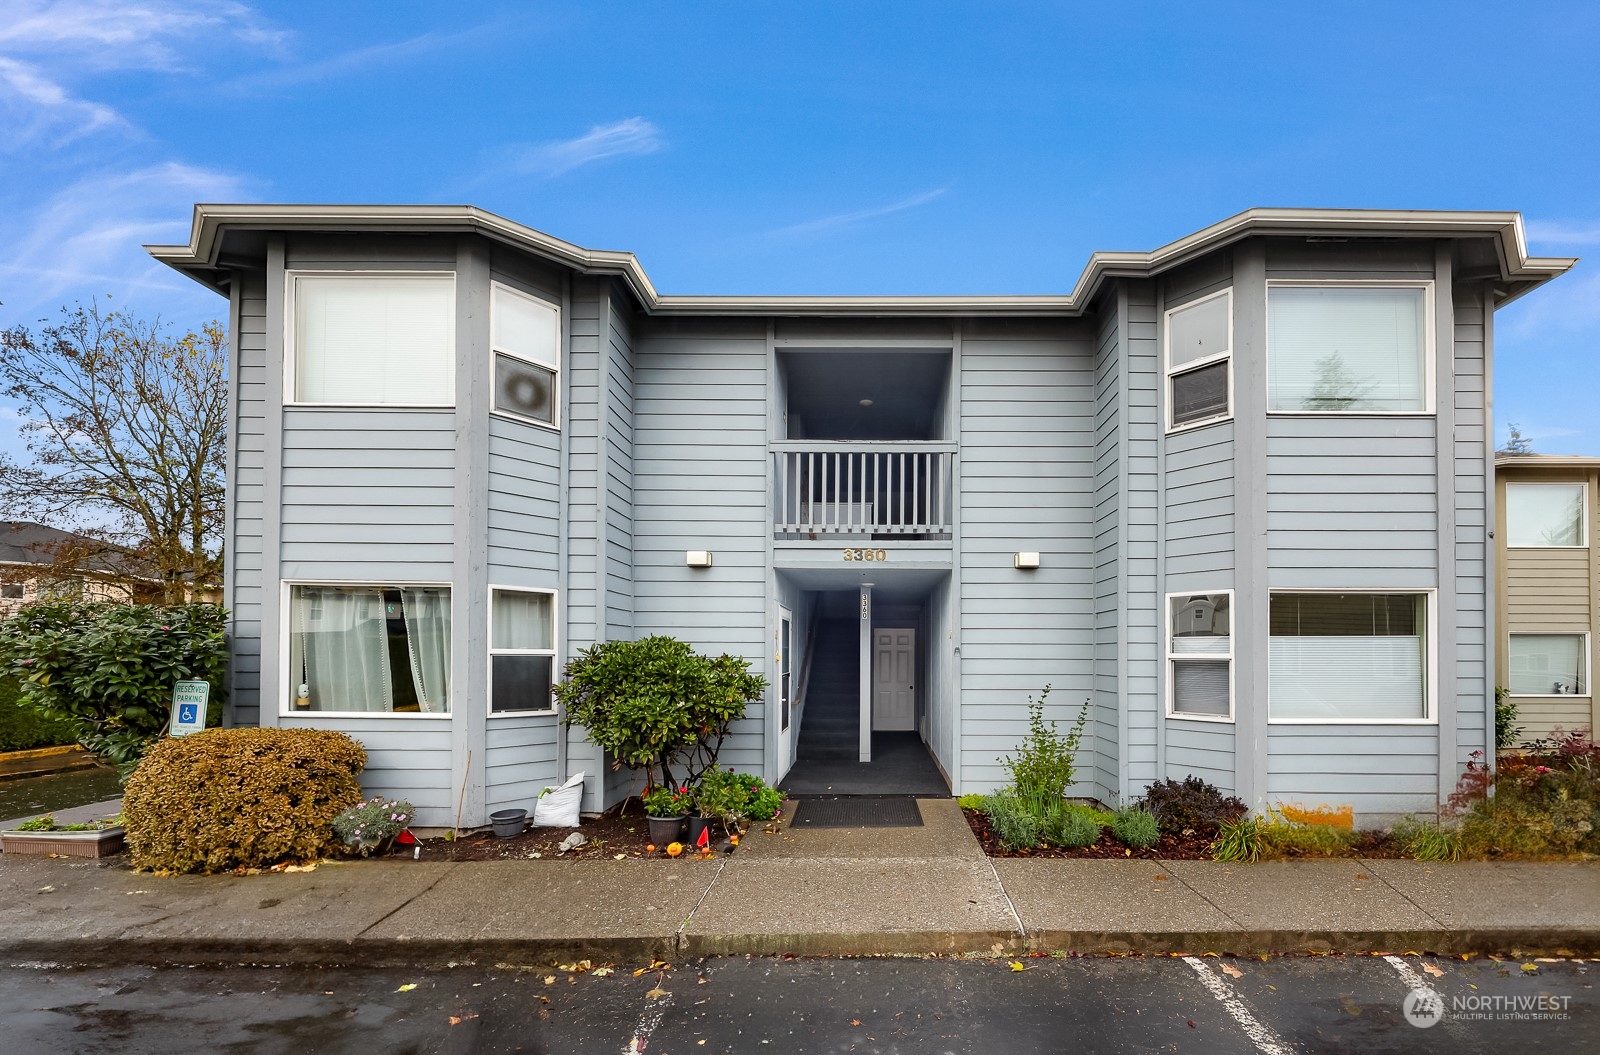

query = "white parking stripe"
1182;957;1295;1055
1382;955;1437;994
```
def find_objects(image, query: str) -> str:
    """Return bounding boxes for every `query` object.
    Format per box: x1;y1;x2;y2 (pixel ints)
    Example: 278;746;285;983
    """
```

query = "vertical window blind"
294;275;454;404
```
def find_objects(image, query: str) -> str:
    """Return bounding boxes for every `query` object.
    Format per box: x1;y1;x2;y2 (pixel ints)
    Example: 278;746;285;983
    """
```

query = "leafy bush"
0;675;76;752
332;796;416;856
999;686;1090;803
1139;775;1247;837
1494;686;1522;753
694;768;784;824
641;785;693;818
554;636;767;789
1211;816;1266;862
984;789;1042;850
1045;803;1102;848
0;601;227;765
121;728;366;874
1110;806;1161;849
1392;818;1461;862
956;793;989;811
1257;813;1358;857
1448;732;1600;858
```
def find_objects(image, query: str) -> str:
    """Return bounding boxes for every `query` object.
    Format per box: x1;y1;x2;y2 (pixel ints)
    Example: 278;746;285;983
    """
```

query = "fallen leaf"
1421;963;1444;978
396;984;418;993
1153;875;1168;881
1187;1020;1197;1029
647;987;669;1000
851;1019;862;1027
591;966;615;978
633;968;647;977
1009;961;1026;972
543;976;555;985
1521;963;1539;974
1220;964;1243;979
449;1013;480;1025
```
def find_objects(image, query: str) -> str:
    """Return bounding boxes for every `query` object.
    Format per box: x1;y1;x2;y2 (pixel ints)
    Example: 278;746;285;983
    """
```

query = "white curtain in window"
402;589;451;714
295;275;454;404
1506;483;1585;547
294;587;392;712
1269;636;1425;719
493;284;560;367
1509;634;1586;695
1268;287;1425;412
492;591;553;649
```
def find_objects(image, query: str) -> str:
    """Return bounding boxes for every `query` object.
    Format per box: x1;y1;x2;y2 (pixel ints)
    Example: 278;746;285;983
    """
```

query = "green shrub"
984;789;1042;850
1045;803;1102;848
0;675;77;751
694;768;784;824
554;636;766;789
1493;686;1522;752
121;728;366;874
1110;806;1161;849
332;796;416;856
1392;818;1461;862
0;601;227;765
1140;776;1248;837
1257;814;1358;857
957;793;989;811
1211;816;1266;862
999;686;1090;802
1449;732;1600;858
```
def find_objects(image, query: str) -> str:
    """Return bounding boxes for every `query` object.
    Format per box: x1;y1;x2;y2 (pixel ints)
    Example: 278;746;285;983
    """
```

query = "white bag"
532;772;585;827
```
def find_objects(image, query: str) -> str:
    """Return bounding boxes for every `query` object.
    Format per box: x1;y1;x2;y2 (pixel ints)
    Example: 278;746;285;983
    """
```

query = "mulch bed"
962;807;1404;861
414;800;760;862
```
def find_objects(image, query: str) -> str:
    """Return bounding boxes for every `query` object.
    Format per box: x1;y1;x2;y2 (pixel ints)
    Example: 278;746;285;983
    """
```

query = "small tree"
554;635;767;790
0;299;226;602
1501;423;1534;456
0;600;228;765
999;685;1090;804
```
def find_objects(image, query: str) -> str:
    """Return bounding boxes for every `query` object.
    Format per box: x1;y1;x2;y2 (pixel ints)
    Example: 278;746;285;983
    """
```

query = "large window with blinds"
1167;591;1233;720
1269;592;1431;722
289;273;455;405
1267;283;1430;413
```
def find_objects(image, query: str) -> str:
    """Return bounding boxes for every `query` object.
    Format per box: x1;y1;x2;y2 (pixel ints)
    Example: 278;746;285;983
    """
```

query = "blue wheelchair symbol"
179;703;198;724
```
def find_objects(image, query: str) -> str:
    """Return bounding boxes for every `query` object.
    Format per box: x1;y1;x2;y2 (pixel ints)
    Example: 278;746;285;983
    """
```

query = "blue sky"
1;1;1597;453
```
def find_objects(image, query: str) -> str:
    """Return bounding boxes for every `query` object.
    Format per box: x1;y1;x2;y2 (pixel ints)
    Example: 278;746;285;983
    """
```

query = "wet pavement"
0;768;123;823
0;954;1591;1054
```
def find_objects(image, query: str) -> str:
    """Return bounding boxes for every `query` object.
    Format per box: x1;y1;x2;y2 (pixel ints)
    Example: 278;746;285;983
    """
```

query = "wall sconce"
1014;551;1040;570
685;550;713;568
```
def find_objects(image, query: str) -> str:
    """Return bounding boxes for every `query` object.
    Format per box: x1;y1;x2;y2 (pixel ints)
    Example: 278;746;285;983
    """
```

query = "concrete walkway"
2;799;1598;966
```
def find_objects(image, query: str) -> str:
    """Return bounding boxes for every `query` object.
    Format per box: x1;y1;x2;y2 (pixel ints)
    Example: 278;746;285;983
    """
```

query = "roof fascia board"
146;204;1576;316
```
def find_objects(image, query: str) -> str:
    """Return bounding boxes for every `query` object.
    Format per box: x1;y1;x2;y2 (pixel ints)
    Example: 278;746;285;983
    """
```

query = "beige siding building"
1496;455;1599;743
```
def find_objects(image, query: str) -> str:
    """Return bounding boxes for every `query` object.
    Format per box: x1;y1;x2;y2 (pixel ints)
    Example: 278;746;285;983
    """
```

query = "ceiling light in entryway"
858;399;874;406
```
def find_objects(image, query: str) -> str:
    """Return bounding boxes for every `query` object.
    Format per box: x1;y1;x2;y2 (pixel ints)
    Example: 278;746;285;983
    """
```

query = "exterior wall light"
1014;552;1041;570
685;550;713;568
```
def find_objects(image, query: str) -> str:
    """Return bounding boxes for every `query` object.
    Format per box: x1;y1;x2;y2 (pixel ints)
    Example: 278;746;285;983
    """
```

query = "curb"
7;928;1598;969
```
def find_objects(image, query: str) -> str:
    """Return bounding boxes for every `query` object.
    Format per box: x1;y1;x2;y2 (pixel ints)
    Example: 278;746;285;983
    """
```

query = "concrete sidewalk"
2;799;1598;966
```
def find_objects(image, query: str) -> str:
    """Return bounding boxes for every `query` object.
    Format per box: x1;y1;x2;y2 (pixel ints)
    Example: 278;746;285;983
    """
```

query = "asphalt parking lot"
1;953;1591;1054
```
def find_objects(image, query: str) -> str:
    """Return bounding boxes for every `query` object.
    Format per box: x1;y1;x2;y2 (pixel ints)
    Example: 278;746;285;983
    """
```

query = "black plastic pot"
647;815;687;845
489;808;527;839
687;815;713;848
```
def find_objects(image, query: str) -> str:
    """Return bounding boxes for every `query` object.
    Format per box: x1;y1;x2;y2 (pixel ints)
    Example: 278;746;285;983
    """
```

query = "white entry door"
872;628;916;731
777;607;793;778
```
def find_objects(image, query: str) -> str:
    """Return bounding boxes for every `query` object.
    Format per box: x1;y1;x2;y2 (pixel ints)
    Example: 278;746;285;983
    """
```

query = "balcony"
773;441;954;541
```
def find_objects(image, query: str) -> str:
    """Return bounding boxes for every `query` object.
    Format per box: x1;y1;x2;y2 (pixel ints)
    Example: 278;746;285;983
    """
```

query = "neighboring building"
1495;455;1599;744
148;205;1574;828
0;522;141;619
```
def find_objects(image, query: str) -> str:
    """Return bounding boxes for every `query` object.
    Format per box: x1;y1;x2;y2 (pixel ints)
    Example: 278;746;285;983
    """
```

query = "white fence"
773;442;954;538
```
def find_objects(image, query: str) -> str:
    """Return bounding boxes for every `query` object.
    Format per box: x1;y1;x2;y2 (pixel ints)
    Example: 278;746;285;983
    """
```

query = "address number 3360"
842;548;888;562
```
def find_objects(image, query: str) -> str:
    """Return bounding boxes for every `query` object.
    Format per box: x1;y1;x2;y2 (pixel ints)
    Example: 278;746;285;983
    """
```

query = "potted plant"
641;785;691;845
0;813;125;858
692;769;745;846
331;796;416;857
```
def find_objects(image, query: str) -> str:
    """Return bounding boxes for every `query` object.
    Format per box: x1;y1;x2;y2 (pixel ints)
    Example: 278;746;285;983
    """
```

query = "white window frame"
278;579;454;720
1505;481;1589;549
1267;587;1438;725
1165;588;1235;723
284;271;457;409
1164;288;1233;433
488;584;560;717
489;281;562;431
1265;279;1436;416
1506;631;1591;698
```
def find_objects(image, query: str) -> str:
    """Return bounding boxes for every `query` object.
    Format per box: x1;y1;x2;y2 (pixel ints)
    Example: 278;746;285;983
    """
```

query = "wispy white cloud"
222;23;498;93
1525;219;1600;247
0;56;126;145
0;161;248;320
1502;268;1600;342
775;187;949;238
0;1;286;72
505;117;665;179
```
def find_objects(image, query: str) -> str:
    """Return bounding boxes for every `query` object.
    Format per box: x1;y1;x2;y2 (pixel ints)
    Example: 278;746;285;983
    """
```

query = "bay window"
1505;482;1587;548
1269;592;1430;722
1167;591;1233;719
290;274;455;405
491;282;561;427
1267;284;1430;413
288;585;451;714
490;588;557;713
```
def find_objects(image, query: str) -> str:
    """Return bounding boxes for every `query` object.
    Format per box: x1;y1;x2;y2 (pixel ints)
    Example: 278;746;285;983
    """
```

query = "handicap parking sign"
170;681;210;737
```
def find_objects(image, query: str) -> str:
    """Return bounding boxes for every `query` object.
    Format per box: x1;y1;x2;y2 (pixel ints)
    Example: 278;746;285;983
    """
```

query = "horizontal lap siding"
485;717;561;813
231;272;268;727
606;298;636;642
1452;289;1490;766
1123;288;1161;796
960;322;1097;795
632;328;769;773
487;421;560;579
1092;304;1121;799
282;717;455;824
1266;727;1438;816
1166;721;1234;793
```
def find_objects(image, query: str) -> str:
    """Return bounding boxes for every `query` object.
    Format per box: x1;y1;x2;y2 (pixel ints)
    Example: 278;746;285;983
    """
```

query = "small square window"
1508;634;1587;696
1506;482;1586;548
1;583;24;599
494;354;556;424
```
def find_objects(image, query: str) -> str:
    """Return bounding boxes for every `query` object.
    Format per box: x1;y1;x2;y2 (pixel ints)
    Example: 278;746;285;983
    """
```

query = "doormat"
788;796;924;829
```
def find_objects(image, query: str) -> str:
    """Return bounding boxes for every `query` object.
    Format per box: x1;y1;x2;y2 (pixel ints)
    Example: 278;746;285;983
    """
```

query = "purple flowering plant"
331;795;417;855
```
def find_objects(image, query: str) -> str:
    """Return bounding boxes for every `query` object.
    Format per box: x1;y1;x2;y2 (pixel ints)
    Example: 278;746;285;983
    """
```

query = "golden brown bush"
122;728;367;874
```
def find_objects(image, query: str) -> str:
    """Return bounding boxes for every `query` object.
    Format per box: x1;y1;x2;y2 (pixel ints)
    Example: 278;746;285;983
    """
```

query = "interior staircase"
795;617;860;760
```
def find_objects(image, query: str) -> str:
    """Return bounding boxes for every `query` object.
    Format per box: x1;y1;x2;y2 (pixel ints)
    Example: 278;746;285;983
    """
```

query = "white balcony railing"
773;441;954;539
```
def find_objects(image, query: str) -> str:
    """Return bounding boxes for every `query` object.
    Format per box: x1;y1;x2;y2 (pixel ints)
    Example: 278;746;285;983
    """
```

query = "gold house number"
843;548;888;562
